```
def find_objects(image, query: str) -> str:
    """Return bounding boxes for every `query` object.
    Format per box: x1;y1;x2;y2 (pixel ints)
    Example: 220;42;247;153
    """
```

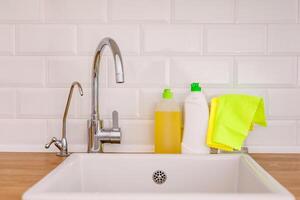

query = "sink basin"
23;153;294;200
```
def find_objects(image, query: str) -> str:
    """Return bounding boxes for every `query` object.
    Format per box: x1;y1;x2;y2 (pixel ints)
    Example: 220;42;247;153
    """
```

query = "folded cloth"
206;94;267;151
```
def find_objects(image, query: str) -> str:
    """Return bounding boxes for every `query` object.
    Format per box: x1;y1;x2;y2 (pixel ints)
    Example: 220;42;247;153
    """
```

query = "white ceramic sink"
23;153;294;200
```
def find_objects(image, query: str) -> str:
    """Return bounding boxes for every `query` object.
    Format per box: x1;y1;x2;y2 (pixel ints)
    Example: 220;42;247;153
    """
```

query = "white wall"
0;0;299;153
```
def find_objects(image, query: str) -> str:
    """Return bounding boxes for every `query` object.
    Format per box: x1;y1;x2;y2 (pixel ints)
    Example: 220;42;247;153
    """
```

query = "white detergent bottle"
182;82;210;154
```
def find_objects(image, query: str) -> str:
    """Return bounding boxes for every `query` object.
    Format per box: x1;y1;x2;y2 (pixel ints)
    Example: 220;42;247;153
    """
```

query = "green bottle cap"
162;88;173;99
191;82;202;92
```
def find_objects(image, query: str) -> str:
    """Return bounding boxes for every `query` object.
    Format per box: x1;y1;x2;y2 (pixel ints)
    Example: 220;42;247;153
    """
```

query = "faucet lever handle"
112;110;119;130
45;137;58;149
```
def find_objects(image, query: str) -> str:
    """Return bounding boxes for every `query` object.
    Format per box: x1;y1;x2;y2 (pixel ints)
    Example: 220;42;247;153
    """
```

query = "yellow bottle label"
154;111;182;154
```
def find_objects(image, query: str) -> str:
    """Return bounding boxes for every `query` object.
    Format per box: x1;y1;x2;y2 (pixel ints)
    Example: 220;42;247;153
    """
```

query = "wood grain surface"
0;153;64;200
251;154;300;200
0;153;299;200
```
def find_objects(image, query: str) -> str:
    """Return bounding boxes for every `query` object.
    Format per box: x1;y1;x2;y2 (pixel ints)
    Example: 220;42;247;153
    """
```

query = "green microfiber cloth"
208;94;267;151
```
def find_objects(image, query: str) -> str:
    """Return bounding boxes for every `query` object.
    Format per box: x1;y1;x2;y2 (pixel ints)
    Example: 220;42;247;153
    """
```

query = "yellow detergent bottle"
154;88;182;154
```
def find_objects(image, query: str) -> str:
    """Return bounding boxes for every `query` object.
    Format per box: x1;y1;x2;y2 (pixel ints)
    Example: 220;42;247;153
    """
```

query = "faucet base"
87;113;121;153
56;151;70;157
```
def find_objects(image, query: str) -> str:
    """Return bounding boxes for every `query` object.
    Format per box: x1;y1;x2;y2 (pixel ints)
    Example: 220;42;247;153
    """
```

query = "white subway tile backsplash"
173;0;234;23
78;88;139;118
245;120;297;146
204;25;266;55
44;0;107;23
0;89;16;117
236;0;298;23
16;25;76;55
0;56;45;87
46;119;87;151
103;144;153;153
237;57;297;86
172;89;189;106
143;25;202;54
299;58;300;86
108;56;167;88
0;0;40;22
268;89;300;118
78;25;140;55
46;56;96;87
170;57;233;87
269;25;300;55
0;0;298;152
110;0;170;22
17;89;77;118
0;119;46;145
298;122;300;145
119;120;154;145
0;25;13;55
139;89;161;119
77;89;91;118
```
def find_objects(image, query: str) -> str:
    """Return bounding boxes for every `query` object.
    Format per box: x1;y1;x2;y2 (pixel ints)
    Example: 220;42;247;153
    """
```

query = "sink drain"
152;170;167;184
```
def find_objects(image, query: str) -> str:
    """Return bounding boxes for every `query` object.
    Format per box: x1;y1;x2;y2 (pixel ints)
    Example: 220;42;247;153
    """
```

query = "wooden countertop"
0;153;299;200
0;153;65;200
252;154;300;199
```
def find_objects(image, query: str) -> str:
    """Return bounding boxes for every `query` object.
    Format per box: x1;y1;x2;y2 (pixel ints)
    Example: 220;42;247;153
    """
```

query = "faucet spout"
88;37;125;153
91;37;125;121
63;81;83;139
45;81;84;157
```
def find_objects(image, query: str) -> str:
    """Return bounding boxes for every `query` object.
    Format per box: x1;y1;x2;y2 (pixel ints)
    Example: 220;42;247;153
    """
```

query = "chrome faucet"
45;81;84;157
88;37;125;153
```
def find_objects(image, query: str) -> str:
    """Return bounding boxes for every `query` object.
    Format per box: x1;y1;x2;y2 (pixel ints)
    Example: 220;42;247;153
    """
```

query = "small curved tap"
45;81;84;157
63;81;84;139
88;37;125;153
